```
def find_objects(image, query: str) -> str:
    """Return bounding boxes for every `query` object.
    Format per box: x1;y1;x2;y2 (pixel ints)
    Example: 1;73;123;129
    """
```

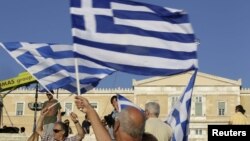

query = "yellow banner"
0;71;36;92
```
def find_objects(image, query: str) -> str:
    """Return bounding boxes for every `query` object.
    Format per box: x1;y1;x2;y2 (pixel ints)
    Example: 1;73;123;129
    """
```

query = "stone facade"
0;71;249;141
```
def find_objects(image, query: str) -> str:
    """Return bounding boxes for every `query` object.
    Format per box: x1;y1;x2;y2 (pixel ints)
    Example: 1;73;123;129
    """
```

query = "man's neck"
55;136;65;141
117;130;142;141
48;98;54;101
147;114;157;119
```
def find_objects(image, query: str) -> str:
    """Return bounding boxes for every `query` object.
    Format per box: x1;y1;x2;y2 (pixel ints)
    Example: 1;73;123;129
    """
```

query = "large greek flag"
70;0;198;76
166;70;197;141
0;0;198;94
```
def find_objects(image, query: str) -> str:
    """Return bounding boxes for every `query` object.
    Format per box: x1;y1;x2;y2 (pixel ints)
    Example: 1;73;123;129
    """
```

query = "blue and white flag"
117;94;143;112
0;42;115;93
70;0;198;76
166;70;197;141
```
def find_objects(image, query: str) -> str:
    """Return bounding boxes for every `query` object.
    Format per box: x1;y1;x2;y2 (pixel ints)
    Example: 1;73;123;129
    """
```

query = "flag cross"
11;43;46;59
70;0;113;32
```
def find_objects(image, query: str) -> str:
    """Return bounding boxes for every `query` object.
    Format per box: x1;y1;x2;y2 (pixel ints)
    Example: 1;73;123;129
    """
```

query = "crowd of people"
25;92;172;141
24;90;249;141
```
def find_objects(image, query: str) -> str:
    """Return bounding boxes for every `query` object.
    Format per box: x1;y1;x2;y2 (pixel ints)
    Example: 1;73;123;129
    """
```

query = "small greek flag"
166;70;197;141
117;94;143;112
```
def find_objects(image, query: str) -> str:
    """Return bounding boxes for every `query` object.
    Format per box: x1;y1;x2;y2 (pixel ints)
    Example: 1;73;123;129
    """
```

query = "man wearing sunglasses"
36;108;85;141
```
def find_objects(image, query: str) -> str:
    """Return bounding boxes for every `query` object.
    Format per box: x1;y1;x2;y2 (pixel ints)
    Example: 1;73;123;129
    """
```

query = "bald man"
74;96;146;141
114;106;146;141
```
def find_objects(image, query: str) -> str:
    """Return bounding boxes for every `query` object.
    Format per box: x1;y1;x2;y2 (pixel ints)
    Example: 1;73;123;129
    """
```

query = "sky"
0;0;250;88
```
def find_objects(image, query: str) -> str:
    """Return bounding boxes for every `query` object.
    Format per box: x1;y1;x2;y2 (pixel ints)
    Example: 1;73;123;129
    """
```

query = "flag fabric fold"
117;93;143;112
166;70;197;141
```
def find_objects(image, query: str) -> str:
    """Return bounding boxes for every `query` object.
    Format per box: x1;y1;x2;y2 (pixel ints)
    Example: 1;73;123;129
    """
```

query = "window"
195;96;202;116
16;103;24;116
171;96;179;107
195;129;202;135
218;102;225;116
65;103;73;116
90;102;98;111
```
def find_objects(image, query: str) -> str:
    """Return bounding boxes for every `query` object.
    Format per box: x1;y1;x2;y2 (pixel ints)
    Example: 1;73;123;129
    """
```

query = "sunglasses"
53;129;62;133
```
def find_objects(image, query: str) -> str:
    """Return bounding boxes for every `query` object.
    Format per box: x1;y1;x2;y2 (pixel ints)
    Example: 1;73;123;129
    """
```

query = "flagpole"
32;83;39;132
74;45;81;95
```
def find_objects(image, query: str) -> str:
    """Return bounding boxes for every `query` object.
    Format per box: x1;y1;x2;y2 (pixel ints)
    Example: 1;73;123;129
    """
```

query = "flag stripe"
114;18;193;34
111;2;154;13
75;44;198;69
72;29;197;52
113;10;189;24
74;37;197;60
96;16;195;43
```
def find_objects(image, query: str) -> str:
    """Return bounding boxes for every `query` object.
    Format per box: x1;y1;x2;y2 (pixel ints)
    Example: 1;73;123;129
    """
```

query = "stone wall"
0;133;28;141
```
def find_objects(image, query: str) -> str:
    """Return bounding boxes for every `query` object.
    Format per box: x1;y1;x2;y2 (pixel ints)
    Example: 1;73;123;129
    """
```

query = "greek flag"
70;0;198;76
166;70;197;141
0;42;115;93
117;94;143;112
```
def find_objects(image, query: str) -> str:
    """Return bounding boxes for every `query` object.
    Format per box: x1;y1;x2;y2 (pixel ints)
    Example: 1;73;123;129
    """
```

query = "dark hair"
110;95;117;104
56;122;69;137
46;90;54;94
236;105;246;114
142;133;158;141
20;127;25;132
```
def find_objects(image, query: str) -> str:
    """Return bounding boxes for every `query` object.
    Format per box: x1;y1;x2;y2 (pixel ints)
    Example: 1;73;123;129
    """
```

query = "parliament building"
1;71;250;141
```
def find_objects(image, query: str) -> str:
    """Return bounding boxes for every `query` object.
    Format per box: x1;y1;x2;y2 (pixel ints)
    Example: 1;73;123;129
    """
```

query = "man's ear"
113;119;120;132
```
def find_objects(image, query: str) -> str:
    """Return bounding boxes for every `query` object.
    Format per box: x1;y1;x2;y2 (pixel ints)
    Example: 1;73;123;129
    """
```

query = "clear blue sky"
0;0;249;88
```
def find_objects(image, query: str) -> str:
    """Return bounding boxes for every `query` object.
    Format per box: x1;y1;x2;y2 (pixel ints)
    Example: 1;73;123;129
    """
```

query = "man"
36;108;84;141
144;102;172;141
74;96;145;141
229;105;248;125
42;90;62;135
104;95;119;140
82;115;91;134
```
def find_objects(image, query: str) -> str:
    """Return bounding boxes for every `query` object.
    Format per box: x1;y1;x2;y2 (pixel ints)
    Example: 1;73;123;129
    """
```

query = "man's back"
229;112;248;125
145;118;172;141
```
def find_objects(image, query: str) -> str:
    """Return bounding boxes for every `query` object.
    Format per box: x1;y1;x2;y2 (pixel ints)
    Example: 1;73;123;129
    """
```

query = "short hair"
117;107;145;138
55;121;69;137
236;105;246;114
110;95;117;104
20;127;25;132
145;102;160;117
46;90;54;95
